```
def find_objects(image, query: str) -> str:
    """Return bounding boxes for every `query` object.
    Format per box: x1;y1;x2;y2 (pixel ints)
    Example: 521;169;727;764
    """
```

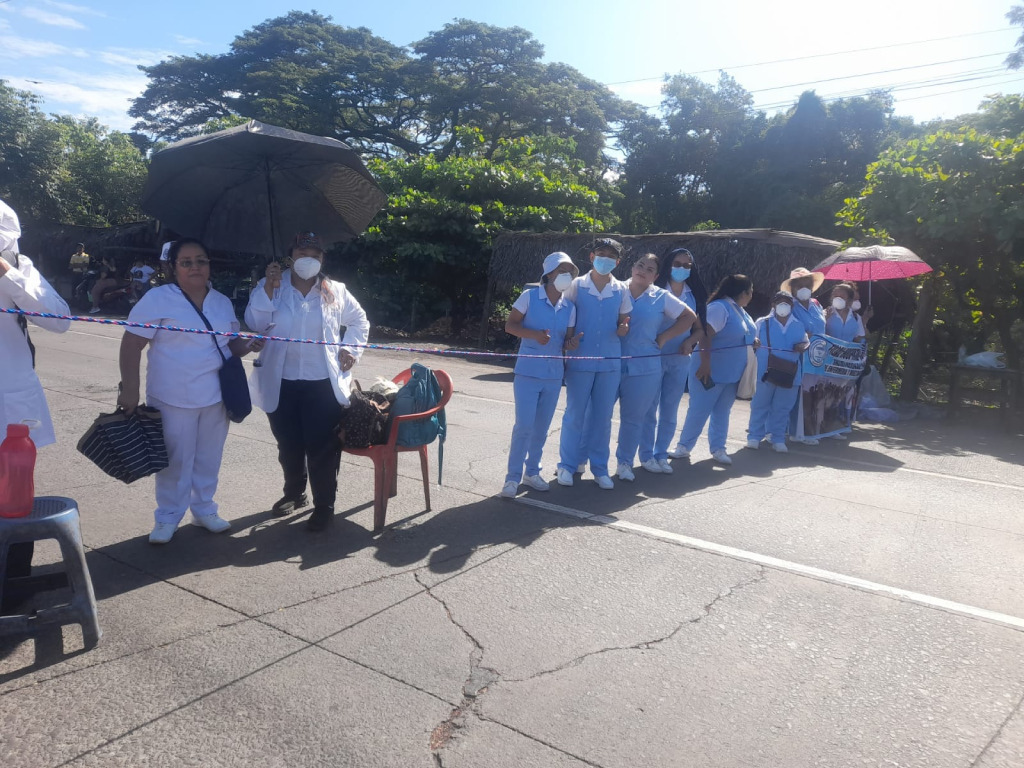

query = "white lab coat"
244;270;370;412
0;254;71;447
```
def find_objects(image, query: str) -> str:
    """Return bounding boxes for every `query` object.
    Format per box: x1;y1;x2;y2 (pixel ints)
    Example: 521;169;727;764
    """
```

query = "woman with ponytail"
245;232;370;531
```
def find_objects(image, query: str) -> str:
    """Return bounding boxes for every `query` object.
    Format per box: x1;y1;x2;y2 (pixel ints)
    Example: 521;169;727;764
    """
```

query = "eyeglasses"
177;259;210;269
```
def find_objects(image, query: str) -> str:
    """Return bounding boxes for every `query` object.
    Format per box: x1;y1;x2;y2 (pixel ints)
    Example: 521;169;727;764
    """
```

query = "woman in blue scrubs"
501;252;579;498
746;291;809;453
557;238;632;490
781;267;825;444
824;283;866;343
640;247;707;472
615;253;698;481
673;274;757;465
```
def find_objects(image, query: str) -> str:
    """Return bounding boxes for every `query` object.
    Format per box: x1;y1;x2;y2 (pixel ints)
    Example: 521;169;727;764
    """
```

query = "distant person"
129;258;156;304
69;243;90;280
245;232;370;532
825;283;866;344
159;239;175;281
614;253;697;481
87;254;119;314
556;238;632;490
746;291;808;453
117;238;258;544
640;247;707;471
0;199;72;612
781;267;826;336
673;274;757;465
500;251;579;498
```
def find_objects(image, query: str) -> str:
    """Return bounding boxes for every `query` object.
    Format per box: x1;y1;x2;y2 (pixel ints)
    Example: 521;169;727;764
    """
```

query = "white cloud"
20;7;87;30
41;1;106;16
174;34;203;46
7;68;147;130
0;35;88;59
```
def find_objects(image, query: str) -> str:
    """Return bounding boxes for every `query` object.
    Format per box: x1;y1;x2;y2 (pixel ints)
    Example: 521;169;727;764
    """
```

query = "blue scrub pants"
747;379;799;444
506;375;562;483
677;379;739;454
616;372;662;466
559;369;621;478
640;359;690;462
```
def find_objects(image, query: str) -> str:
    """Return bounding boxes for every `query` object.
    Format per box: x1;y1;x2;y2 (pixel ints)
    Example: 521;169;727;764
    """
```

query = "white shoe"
595;475;614;490
500;480;518;498
149;522;177;544
745;439;760;450
798;437;820;446
641;458;664;474
711;450;733;465
828;433;847;441
616;463;635;482
523;474;550;492
771;442;789;453
668;444;690;459
88;307;102;315
191;514;231;533
577;463;587;474
557;468;574;487
657;459;674;474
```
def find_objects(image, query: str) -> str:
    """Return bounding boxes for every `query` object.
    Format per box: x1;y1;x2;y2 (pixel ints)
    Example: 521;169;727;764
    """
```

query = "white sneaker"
616;463;635;482
641;458;664;474
745;439;760;450
771;442;789;453
577;463;587;474
798;437;820;446
711;450;733;465
657;459;674;474
828;433;847;441
88;307;102;315
500;481;518;498
668;444;690;459
595;475;614;490
557;468;574;487
523;475;550;492
149;522;177;544
191;514;231;533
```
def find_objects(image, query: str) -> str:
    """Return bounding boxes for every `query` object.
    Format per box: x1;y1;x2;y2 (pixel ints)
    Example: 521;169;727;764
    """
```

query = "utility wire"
605;28;1014;85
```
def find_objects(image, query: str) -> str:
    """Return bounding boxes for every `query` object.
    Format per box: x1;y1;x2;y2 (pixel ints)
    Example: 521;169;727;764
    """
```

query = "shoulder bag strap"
180;290;227;362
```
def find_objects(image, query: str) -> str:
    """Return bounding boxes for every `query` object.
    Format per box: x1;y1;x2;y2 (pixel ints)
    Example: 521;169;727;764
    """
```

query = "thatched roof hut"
482;229;841;341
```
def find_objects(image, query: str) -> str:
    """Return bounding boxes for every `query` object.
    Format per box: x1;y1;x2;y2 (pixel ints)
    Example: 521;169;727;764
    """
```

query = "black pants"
267;378;344;513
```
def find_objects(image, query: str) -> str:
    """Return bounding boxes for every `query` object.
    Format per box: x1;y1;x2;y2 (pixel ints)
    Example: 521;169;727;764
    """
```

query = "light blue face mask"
592;256;617;276
671;266;691;282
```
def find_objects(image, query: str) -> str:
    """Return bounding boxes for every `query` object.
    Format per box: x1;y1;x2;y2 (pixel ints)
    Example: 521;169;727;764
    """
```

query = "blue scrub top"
792;299;826;336
755;314;809;386
514;285;575;380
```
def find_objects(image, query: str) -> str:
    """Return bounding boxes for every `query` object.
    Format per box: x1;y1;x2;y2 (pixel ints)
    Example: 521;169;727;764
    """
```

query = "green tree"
349;130;617;333
0;80;64;222
1007;3;1024;70
837;129;1024;383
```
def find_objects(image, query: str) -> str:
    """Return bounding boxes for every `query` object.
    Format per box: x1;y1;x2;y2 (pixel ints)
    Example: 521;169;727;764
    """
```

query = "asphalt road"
2;319;1024;768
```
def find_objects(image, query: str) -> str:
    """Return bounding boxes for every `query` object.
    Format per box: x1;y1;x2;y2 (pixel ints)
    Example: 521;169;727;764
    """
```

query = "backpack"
391;363;447;484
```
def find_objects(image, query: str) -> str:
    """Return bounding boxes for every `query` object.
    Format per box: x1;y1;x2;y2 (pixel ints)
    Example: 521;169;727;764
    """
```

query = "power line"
605;27;1014;86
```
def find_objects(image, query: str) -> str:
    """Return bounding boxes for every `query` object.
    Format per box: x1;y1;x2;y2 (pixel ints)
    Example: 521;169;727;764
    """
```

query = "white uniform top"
131;265;155;284
126;283;238;409
159;242;172;262
0;255;71;447
245;271;370;412
280;284;332;381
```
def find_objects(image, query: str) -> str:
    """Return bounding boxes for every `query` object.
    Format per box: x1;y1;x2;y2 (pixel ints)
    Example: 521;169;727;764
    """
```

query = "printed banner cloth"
797;334;868;440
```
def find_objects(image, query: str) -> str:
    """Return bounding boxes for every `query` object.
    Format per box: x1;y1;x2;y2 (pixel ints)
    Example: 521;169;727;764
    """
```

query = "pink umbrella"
812;245;932;303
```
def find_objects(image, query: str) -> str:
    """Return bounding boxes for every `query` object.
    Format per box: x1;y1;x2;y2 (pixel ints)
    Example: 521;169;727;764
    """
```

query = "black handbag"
77;407;169;483
182;293;253;423
761;319;798;389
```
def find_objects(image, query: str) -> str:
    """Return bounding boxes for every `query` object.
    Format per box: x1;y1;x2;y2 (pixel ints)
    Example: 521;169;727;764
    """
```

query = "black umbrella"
141;120;387;258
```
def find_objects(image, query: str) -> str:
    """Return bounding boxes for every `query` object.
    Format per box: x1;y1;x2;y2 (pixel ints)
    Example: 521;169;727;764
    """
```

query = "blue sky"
1;0;1022;133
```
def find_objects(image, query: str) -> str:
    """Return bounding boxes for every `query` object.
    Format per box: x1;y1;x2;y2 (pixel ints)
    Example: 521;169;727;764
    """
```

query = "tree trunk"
899;275;939;402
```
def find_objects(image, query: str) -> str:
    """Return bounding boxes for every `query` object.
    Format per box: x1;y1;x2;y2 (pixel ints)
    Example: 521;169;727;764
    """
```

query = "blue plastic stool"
0;496;101;649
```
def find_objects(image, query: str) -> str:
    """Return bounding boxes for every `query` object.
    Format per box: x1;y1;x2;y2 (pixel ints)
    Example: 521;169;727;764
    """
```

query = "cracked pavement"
3;328;1024;767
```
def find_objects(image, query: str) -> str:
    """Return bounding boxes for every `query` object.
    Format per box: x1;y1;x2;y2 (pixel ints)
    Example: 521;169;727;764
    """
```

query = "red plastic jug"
0;423;36;518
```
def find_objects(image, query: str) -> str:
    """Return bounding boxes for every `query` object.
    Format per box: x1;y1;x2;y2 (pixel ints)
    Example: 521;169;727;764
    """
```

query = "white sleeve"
663;291;686;320
511;290;531;314
1;255;71;334
705;302;728;333
336;284;370;360
568;304;577;327
125;288;162;340
618;286;633;314
856;315;866;337
244;278;278;331
563;277;580;303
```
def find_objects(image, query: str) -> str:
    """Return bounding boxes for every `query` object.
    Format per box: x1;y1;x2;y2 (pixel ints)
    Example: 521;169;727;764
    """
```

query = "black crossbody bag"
762;319;799;389
182;292;252;423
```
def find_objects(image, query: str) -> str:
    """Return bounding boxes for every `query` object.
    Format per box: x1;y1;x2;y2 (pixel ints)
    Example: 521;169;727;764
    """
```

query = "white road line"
514;496;1024;633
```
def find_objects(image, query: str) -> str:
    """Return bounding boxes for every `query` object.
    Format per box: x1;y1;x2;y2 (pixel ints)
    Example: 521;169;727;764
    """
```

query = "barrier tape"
2;307;786;360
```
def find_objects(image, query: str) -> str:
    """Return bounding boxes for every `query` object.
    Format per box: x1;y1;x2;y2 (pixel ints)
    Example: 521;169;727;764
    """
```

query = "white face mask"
774;303;792;318
796;287;813;301
292;256;322;280
553;273;573;292
832;297;847;311
851;300;862;311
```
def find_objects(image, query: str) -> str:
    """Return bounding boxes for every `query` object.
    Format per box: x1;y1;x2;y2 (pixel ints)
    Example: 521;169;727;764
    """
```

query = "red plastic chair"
342;368;453;532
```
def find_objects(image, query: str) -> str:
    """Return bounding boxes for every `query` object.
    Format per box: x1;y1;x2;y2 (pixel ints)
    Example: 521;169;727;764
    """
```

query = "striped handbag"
77;406;169;484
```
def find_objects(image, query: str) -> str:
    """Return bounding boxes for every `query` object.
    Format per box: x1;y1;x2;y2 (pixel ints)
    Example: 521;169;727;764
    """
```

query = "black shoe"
306;507;333;532
271;493;308;518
